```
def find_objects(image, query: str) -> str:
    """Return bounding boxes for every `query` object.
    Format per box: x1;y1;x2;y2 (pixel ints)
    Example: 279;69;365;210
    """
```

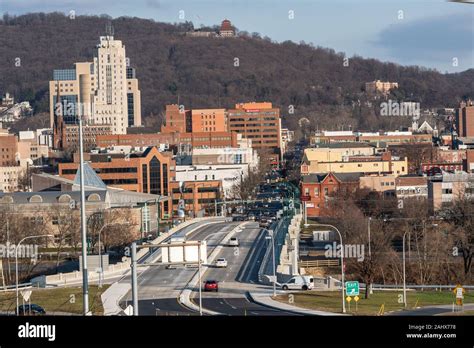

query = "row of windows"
103;178;138;185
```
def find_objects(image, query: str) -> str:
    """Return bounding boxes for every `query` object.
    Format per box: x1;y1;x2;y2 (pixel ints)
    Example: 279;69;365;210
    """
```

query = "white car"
281;276;314;291
215;258;228;268
228;237;239;246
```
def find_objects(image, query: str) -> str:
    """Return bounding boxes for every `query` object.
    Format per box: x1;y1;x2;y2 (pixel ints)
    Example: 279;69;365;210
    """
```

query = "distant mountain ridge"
0;12;472;132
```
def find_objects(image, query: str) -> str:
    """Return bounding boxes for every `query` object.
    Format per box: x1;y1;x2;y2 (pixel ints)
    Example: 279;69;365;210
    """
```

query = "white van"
281;275;314;291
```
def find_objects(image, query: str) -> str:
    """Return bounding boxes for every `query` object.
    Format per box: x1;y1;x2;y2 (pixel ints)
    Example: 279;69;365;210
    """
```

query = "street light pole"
271;231;276;297
368;217;372;295
198;240;202;316
314;223;346;313
402;231;407;308
265;229;277;297
16;234;53;315
78;116;89;316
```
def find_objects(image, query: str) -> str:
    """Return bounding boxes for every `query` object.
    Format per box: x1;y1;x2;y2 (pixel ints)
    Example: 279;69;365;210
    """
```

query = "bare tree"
49;206;81;270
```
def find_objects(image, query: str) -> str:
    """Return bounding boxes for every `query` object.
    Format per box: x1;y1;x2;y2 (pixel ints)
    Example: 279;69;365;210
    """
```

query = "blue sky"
1;0;473;73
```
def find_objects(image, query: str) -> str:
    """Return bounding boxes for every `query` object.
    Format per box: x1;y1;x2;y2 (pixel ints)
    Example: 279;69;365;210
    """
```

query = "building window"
163;163;168;195
324;188;329;195
149;156;162;195
142;164;148;193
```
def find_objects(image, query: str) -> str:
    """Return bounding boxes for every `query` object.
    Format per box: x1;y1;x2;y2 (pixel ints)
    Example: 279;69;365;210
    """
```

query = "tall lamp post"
16;234;53;315
265;229;277;297
313;223;346;313
78;115;89;316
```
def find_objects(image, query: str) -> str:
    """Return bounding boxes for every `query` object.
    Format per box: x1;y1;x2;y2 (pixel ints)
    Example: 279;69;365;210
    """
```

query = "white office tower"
50;33;142;135
92;35;129;134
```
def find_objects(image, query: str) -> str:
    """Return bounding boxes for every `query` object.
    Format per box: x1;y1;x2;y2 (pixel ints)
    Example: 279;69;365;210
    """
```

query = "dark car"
204;280;219;292
17;304;46;316
232;215;245;221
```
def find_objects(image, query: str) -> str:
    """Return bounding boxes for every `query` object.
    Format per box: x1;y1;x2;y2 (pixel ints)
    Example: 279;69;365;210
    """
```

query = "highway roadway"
120;220;242;315
190;221;298;316
118;219;296;316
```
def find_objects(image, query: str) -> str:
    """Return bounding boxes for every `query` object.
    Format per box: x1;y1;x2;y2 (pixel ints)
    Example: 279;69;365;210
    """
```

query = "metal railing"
298;259;340;268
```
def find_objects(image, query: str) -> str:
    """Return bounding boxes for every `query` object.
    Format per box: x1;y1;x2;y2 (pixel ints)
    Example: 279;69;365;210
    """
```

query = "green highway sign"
345;281;360;296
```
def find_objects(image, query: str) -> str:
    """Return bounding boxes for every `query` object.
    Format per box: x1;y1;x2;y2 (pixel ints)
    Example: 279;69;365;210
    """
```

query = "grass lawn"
0;285;109;315
275;290;474;315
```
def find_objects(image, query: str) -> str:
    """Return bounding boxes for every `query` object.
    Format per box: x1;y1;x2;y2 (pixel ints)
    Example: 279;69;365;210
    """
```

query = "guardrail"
298;259;340;268
371;284;474;290
0;282;33;292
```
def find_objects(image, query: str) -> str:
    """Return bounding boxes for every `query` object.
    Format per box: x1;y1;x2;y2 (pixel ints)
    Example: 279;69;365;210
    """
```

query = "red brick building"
58;146;175;216
456;99;474;137
300;172;361;217
96;131;239;149
0;135;18;166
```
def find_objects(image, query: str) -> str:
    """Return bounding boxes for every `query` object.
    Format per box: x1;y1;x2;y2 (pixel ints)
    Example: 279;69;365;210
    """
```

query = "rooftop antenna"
106;21;114;37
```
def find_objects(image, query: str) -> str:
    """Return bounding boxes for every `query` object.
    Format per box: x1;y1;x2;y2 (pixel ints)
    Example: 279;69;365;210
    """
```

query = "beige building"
303;143;377;162
428;172;474;211
396;176;428;200
360;175;396;193
301;149;407;177
49;35;142;134
0;166;24;192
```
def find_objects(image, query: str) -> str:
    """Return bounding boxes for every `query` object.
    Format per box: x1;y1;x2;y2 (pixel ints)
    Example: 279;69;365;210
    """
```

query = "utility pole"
79;116;89;315
198;241;203;316
131;242;139;316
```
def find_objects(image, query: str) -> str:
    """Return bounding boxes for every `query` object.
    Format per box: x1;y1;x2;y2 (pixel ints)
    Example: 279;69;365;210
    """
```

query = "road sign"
178;199;185;210
456;287;464;299
345;281;360;296
346;296;352;303
20;290;32;302
124;305;133;316
301;195;311;202
354;296;360;302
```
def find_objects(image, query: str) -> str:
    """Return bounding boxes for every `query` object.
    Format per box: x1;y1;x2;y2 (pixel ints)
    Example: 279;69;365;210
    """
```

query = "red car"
204;280;218;292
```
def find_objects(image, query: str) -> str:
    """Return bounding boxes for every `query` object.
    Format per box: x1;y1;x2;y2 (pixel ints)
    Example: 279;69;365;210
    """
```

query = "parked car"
215;258;228;268
232;215;245;221
281;276;314;291
17;304;46;316
228;237;239;246
204;280;219;292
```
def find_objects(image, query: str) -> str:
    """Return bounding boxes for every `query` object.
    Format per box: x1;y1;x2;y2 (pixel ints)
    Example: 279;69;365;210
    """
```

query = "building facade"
455;99;474;138
49;35;142;134
170;180;222;218
301;172;361;217
227;102;281;164
58;147;174;216
96;131;240;149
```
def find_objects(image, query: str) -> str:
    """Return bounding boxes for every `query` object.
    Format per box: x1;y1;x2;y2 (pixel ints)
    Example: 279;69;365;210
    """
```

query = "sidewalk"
248;291;347;316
